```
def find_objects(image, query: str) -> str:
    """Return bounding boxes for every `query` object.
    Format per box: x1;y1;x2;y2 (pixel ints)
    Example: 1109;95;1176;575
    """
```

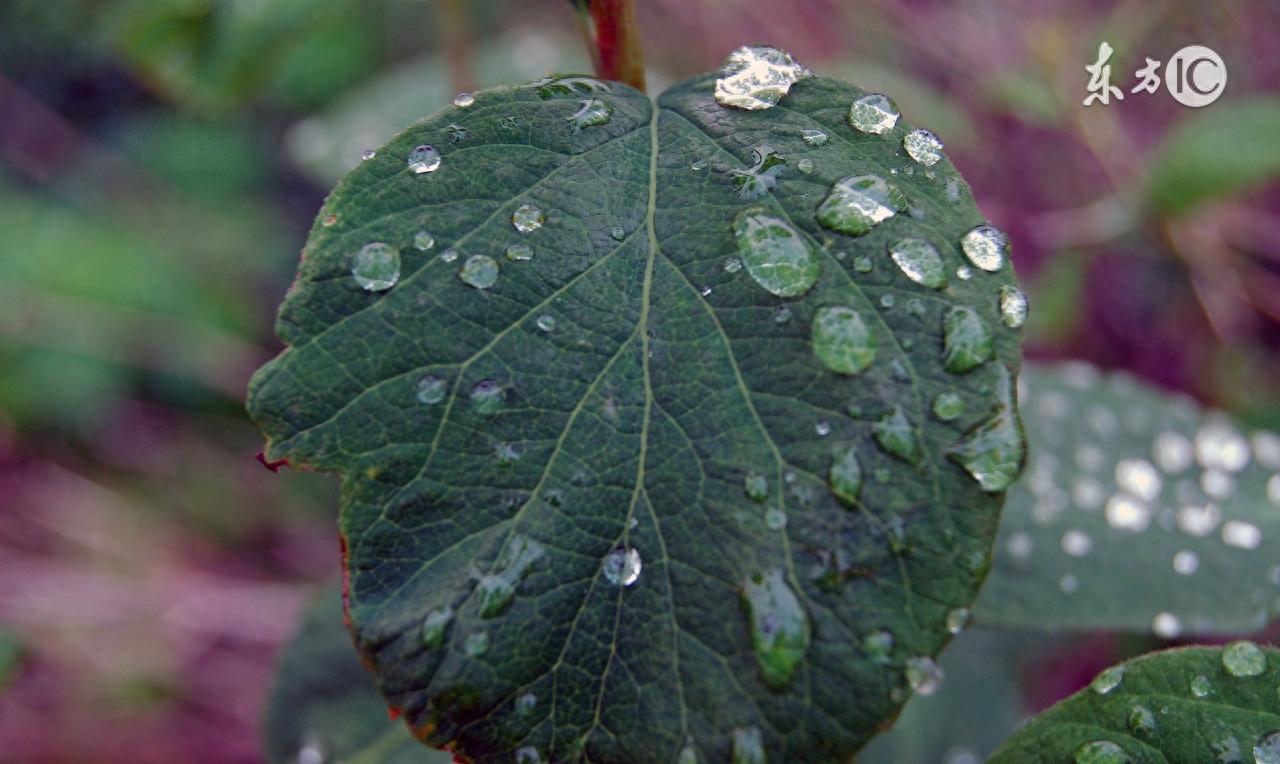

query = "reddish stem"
587;0;646;91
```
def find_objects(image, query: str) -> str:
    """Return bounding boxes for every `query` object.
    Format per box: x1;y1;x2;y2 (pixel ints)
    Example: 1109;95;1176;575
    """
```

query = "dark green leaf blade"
989;644;1280;764
977;362;1280;636
249;56;1026;763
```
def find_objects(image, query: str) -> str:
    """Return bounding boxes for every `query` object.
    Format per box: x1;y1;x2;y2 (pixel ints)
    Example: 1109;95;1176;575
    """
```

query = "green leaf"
248;50;1027;762
989;644;1280;763
1146;97;1280;215
977;362;1280;635
264;587;452;764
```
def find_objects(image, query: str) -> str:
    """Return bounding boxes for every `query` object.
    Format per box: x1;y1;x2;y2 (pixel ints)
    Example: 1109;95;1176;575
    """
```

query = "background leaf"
977;362;1280;636
988;644;1280;763
248;59;1027;762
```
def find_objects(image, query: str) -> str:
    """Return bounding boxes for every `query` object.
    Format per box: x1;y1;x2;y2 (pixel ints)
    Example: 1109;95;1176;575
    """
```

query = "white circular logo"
1165;45;1227;107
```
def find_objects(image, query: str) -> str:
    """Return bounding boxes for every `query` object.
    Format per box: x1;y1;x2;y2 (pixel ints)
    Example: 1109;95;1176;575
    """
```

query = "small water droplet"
530;75;611;99
946;367;1025;491
731;726;766;764
416;374;447;404
361;148;376;161
1196;417;1250;472
889;238;948;289
476;534;545;617
1190;674;1213;697
863;629;894;663
773;305;792;324
470;380;505;415
515;746;541;763
932;392;964;421
942;306;994;373
1222;640;1266;677
420;605;454;647
1172;549;1200;575
903;129;944;166
1074;740;1129;764
407;144;442;174
998;285;1028;328
1105;493;1152;533
829;445;862;505
873;406;921;463
960;225;1008;272
801;129;829;146
515;692;537;715
568;98;613;132
1127;705;1157;736
816;175;906;237
322;214;338;227
603;547;642;587
879;294;895;309
689;158;708;171
1115;458;1161;501
956;265;972;280
1255;731;1280;764
512;203;546;233
608;226;626;240
439;248;459;263
464;630;489;656
351;242;400;291
1176;503;1221;537
413;231;436;251
724;257;743;273
765;508;787;530
714;45;812;111
848;93;899;134
812;306;876;375
453;91;475;107
1091;665;1125;694
535;314;556;332
797;157;815;174
732;209;820;297
905;656;944;696
1062;528;1093;556
460;254;499;288
853;255;873;273
741;570;810;690
505;243;533;262
946;607;970;634
1223;520;1262;549
1152;611;1181;639
731;146;787;200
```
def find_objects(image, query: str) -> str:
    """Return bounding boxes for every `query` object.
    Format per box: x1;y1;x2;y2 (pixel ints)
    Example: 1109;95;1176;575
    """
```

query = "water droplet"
714;45;812;111
801;129;829;146
960;225;1008;272
903;129;944;166
873;406;921;463
862;629;895;663
505;243;533;262
1074;740;1129;764
322;214;338;227
848;93;899;134
741;569;810;690
744;472;770;503
1007;531;1033;560
361;148;376;161
476;534;546;617
460;254;499;289
816;175;906;237
512;203;546;233
853;255;873;273
1062;528;1093;556
1176;503;1221;537
956;265;973;280
731;146;787;200
1201;469;1234;499
536;314;556;332
690;158;708;171
413;231;436;251
942;306;994;373
1115;459;1161;501
812;306;876;375
797;157;815;174
603;547;642;587
420;605;454;647
905;656;944;696
765;508;787;530
1152;611;1181;639
407;144;442;174
1172;549;1200;575
732;209;820;297
724;257;743;273
946;367;1024;491
453;91;475;107
351;242;401;291
1091;665;1125;694
677;741;700;764
416;374;447;404
568;98;613;132
1223;520;1262;549
606;226;626;242
469;380;505;415
998;285;1028;329
773;305;793;324
946;607;970;634
1105;493;1152;533
464;630;489;656
1153;430;1194;473
1059;573;1080;593
825;446;863;507
440;248;459;263
932;392;964;421
1127;705;1157;736
879;294;895;309
515;746;541;763
1190;674;1213;697
1220;640;1266;677
447;123;467;142
1254;731;1280;764
514;692;537;716
731;726;766;764
1195;418;1250;472
889;238;947;289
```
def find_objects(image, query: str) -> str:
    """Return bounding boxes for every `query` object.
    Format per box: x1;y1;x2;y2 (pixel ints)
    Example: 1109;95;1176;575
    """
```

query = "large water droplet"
1222;640;1266;677
416;374;447;404
351;242;401;291
476;534;546;617
731;147;787;200
942;306;994;373
812;306;876;375
816;175;906;237
1090;665;1125;695
568;98;613;132
998;285;1028;328
1074;740;1129;764
889;238;947;289
1255;732;1280;764
420;605;454;648
512;203;546;233
905;656;944;695
453;91;475;107
407;144;442;174
731;726;766;764
714;46;812;111
470;380;505;415
932;392;964;421
848;93;899;134
460;254;499;289
829;444;863;505
946;366;1025;492
464;630;489;656
960;225;1008;272
741;570;810;690
873;406;921;463
744;472;770;502
732;209;820;297
903;129;944;166
603;547;642;587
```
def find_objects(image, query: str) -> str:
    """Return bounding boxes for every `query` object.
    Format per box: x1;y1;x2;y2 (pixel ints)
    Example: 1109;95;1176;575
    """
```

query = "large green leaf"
248;48;1027;762
989;644;1280;763
264;587;453;764
977;362;1280;635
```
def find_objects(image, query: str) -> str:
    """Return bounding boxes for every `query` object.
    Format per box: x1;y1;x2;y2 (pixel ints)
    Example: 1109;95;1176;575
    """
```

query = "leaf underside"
249;68;1024;763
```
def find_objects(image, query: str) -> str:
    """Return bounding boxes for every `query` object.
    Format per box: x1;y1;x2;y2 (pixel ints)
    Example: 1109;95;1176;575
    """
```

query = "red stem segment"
587;0;646;91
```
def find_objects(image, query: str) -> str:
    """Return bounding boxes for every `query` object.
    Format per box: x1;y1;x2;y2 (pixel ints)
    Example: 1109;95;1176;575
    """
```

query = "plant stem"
574;0;646;91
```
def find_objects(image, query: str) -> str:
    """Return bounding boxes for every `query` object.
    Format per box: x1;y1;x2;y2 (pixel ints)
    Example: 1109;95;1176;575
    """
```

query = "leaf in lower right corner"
989;644;1280;763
